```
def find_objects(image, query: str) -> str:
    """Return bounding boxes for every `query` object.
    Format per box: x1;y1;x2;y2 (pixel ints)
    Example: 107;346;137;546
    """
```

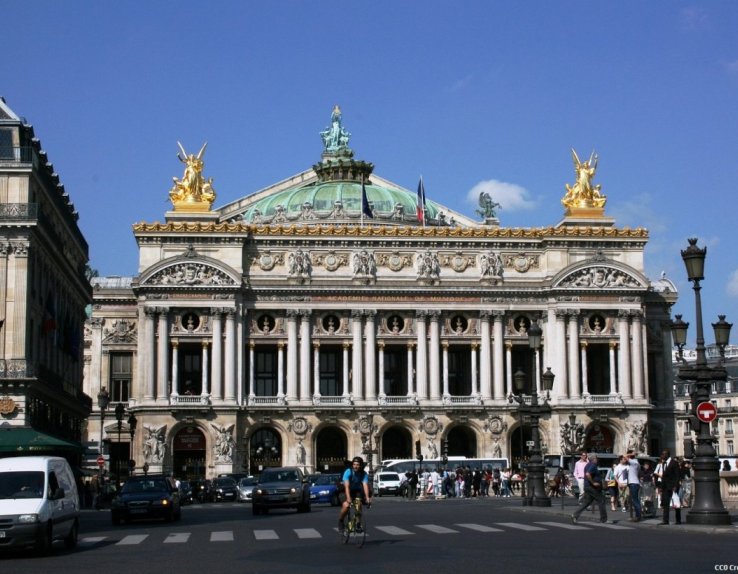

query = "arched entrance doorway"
315;427;347;473
510;425;533;470
584;424;615;453
380;426;412;460
446;426;477;458
172;426;206;479
250;428;282;472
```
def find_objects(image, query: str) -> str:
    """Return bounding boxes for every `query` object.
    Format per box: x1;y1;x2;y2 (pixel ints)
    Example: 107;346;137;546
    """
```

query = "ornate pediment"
555;265;645;289
143;262;237;287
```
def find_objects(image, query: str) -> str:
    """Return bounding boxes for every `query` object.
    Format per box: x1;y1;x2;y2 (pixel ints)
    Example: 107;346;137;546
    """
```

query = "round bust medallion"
388;254;404;272
513;255;531;273
259;253;276;271
291;416;309;435
423;417;440;435
324;253;341;271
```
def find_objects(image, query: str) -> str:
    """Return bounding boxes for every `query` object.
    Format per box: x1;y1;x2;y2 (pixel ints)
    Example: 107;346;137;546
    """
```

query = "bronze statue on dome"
320;105;352;153
562;148;606;210
169;142;216;210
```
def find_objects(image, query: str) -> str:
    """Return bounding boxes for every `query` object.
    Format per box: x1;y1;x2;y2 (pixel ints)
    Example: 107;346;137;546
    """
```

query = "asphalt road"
1;496;736;574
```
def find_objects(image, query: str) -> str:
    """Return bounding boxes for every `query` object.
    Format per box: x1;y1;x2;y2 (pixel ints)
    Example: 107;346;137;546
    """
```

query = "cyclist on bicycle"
338;456;372;532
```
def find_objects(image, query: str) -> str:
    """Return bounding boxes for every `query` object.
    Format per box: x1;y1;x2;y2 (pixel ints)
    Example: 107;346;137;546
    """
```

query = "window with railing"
727;419;734;436
728;440;734;457
254;349;277;396
110;352;132;403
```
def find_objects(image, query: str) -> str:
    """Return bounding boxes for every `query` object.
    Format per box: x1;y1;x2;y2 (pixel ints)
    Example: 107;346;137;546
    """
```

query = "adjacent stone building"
84;107;678;479
0;98;91;461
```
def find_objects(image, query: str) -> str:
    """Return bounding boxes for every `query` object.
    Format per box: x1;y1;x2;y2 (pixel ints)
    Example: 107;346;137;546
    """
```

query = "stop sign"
96;455;105;466
696;402;718;423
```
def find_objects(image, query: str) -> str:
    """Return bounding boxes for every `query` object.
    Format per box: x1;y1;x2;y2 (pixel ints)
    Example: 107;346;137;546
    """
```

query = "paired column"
554;310;568;399
428;311;441;401
492;311;505;399
580;341;589;396
479;311;492;400
144;308;156;400
299;310;311;402
630;311;645;399
312;341;321;400
351;310;363;399
201;341;210;397
617;310;632;398
377;341;386;397
248;341;256;400
415;311;428;400
277;341;286;399
157;308;170;403
567;311;581;399
442;341;450;397
470;342;478;397
608;341;618;395
364;311;377;401
224;310;236;401
210;311;223;401
171;341;179;395
406;343;415;398
342;341;351;400
286;310;299;402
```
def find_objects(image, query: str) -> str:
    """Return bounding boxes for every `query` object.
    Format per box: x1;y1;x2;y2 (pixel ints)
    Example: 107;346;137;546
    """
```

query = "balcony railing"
169;394;209;406
312;395;352;406
0;203;37;221
0;146;34;164
583;394;624;405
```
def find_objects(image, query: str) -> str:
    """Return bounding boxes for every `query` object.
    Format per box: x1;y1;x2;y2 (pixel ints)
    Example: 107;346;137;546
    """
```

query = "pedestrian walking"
658;449;682;525
626;450;642;522
571;453;609;524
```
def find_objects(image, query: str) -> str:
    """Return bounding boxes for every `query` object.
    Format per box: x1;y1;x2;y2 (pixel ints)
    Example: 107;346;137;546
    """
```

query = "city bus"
378;456;509;475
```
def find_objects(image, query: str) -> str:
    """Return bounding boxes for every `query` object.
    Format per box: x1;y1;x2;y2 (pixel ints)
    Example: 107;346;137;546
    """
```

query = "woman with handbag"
606;463;618;511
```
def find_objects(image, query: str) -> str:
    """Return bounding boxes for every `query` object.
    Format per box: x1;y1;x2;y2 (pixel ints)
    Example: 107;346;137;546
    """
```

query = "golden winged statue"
169;142;216;211
562;148;606;211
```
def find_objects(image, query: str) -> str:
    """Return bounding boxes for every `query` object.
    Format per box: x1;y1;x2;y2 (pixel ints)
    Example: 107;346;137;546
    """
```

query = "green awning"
0;427;84;454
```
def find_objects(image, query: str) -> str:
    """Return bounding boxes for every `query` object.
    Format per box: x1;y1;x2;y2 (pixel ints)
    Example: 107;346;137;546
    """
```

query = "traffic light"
415;440;422;460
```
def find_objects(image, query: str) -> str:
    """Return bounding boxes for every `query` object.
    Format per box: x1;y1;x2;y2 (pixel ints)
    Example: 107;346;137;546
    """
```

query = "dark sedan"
211;477;238;502
252;467;311;515
111;475;181;524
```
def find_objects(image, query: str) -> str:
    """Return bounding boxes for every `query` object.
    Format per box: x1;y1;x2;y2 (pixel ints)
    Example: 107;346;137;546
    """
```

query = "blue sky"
3;0;737;347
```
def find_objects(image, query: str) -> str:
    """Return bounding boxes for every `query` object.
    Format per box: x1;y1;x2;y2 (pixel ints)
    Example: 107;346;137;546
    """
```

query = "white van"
0;456;80;552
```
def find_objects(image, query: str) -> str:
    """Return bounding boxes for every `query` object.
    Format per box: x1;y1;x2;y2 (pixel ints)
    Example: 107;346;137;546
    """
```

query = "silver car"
237;476;257;502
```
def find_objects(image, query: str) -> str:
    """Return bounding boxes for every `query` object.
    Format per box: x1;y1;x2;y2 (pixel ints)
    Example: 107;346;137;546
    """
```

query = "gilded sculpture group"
169;142;216;209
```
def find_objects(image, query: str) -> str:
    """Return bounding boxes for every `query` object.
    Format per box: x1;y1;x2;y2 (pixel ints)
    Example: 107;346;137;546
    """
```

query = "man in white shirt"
573;452;588;500
626;450;642;521
614;455;629;512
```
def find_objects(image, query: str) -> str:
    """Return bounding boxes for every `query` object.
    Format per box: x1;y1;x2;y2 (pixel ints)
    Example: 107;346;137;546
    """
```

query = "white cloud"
448;74;473;93
679;7;709;30
465;179;536;213
727;269;738;298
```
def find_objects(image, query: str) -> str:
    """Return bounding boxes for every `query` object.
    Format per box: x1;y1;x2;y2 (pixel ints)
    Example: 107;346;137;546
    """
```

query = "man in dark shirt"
658;449;682;525
571;453;610;523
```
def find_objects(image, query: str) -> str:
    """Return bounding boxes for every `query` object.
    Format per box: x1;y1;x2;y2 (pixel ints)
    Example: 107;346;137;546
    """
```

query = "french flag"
416;176;426;225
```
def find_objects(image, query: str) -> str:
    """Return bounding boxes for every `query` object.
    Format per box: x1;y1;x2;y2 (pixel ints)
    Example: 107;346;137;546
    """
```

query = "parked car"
252;467;311;515
111;475;181;524
212;477;238;502
0;456;80;553
308;473;341;505
373;471;403;496
237;476;257;503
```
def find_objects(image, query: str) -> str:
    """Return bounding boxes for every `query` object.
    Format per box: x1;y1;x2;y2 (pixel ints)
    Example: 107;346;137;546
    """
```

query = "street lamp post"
114;402;125;487
672;238;732;525
97;388;110;484
127;413;138;475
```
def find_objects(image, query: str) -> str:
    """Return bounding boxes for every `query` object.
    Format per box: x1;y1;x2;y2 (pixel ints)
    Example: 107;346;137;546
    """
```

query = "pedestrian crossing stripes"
81;519;636;548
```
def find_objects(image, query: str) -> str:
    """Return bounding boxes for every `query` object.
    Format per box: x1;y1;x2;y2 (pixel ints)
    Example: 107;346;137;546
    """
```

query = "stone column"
479;311;492;401
493;311;506;399
342;341;351;400
567;311;580;399
144;308;156;401
580;341;589;396
313;341;321;400
299;310;312;403
504;341;513;398
364;310;377;401
442;341;450;398
631;311;645;400
406;343;415;399
277;340;286;399
618;310;632;398
171;340;179;396
470;342;478;397
286;310;299;402
248;340;256;401
377;341;386;397
351;310;363;400
609;341;618;395
211;310;223;401
415;311;428;401
224;309;236;402
554;310;568;399
237;306;245;405
201;341;210;397
429;311;441;401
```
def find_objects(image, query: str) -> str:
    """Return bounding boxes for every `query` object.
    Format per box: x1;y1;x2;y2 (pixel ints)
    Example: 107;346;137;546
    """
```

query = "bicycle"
341;496;368;548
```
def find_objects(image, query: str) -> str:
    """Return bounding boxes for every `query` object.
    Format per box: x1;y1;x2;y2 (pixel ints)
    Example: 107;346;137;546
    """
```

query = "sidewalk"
503;495;738;535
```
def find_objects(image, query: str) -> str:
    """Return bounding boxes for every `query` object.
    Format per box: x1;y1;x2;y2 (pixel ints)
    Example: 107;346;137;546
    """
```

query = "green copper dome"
241;180;441;224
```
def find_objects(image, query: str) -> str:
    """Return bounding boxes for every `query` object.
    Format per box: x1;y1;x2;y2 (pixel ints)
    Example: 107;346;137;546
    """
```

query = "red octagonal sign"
696;402;718;423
